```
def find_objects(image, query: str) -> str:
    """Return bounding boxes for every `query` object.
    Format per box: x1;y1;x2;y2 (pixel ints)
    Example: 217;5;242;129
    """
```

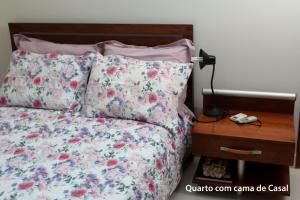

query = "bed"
0;23;194;200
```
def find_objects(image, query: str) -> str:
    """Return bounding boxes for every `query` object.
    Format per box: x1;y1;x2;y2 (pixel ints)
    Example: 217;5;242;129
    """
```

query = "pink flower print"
171;142;176;150
14;148;25;155
59;153;70;160
19;182;33;190
107;88;115;98
33;77;41;86
19;50;26;57
20;113;29;118
49;52;58;60
156;159;163;170
149;181;155;192
68;138;81;143
137;121;146;125
97;112;106;118
148;93;157;104
70;80;78;90
27;133;39;139
176;126;184;135
113;143;125;149
0;97;7;105
107;159;118;167
107;66;117;76
83;51;92;57
3;76;9;85
71;189;87;198
147;69;158;79
57;114;67;119
96;118;105;124
33;100;42;108
70;102;78;110
188;115;193;122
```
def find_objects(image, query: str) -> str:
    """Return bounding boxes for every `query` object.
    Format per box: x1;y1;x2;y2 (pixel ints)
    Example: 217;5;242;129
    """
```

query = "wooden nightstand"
192;90;296;196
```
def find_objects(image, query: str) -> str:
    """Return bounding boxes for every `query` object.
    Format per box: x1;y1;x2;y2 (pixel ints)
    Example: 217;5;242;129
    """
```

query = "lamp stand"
203;64;224;117
204;105;224;117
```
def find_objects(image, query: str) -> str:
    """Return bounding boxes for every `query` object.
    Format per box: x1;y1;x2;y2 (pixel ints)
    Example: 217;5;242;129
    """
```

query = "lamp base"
203;106;225;117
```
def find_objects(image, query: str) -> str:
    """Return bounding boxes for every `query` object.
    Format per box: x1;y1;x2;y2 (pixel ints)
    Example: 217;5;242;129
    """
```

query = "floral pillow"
83;53;193;130
0;50;96;111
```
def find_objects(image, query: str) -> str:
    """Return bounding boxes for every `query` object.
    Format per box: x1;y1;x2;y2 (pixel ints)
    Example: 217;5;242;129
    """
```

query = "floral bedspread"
0;106;193;200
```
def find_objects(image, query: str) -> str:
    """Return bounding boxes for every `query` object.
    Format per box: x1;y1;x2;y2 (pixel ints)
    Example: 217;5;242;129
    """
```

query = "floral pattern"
84;54;193;132
0;50;96;111
0;106;193;199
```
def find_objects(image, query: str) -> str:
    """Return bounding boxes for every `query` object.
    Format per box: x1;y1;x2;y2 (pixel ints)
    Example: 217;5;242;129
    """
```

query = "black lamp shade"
199;49;216;69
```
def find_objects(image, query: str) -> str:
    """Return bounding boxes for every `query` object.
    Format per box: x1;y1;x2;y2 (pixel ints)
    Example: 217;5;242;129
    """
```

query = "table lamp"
199;49;224;117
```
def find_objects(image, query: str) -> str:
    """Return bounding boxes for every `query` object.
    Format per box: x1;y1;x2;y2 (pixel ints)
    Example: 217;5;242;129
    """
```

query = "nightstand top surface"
193;110;295;144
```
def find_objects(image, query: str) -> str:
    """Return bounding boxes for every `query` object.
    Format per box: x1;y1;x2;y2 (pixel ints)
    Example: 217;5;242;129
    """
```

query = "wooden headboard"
8;23;194;112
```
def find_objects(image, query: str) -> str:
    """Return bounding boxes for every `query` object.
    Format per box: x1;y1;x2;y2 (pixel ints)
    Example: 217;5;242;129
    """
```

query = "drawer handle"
220;147;262;155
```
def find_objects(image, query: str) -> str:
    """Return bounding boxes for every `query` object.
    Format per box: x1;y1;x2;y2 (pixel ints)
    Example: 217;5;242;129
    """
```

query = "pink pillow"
98;39;195;63
14;34;97;55
98;39;195;113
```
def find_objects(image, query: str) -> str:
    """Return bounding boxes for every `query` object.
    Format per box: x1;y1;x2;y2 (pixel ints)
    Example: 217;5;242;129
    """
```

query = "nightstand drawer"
192;134;295;166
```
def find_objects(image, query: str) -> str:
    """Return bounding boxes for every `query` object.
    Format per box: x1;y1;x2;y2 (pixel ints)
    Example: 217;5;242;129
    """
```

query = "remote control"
238;116;257;124
230;113;248;122
230;113;258;124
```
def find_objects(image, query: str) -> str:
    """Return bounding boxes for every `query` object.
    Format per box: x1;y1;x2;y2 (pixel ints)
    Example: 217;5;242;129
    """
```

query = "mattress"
0;106;193;200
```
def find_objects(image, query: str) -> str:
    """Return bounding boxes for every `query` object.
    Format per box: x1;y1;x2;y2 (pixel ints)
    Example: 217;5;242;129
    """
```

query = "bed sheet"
0;106;193;200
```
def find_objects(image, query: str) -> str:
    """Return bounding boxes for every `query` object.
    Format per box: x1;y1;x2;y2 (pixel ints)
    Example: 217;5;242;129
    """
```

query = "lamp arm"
210;64;216;96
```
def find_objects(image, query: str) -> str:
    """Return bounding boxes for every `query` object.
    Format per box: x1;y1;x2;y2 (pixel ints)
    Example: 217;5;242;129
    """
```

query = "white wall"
0;0;299;120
